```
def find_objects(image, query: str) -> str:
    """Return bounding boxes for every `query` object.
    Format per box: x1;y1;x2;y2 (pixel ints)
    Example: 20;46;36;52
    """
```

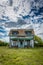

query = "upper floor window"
25;31;32;35
12;31;19;35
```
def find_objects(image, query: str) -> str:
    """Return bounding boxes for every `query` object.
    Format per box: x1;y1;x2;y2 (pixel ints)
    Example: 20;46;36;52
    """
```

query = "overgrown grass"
0;47;43;65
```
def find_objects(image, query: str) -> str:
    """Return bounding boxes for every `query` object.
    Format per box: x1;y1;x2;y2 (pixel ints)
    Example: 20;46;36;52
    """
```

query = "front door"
20;41;23;48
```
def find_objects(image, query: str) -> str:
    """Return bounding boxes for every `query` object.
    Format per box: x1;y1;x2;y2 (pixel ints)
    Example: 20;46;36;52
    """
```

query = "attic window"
12;31;19;35
25;31;32;35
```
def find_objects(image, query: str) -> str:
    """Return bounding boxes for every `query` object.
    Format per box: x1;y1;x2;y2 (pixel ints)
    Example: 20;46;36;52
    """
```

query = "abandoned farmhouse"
9;29;34;48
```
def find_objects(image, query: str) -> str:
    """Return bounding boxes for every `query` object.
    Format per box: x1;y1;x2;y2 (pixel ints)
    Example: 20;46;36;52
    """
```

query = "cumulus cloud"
0;0;43;42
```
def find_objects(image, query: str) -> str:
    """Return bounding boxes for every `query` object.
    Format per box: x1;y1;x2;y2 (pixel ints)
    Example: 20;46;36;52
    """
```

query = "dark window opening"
12;31;19;35
20;41;23;45
25;31;32;35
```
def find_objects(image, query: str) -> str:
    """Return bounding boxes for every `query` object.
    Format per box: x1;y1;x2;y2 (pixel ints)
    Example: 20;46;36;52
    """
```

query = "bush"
34;42;43;47
0;41;9;46
34;35;43;47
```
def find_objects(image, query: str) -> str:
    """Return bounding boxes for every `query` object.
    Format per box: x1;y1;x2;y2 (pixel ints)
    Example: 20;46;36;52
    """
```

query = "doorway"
20;41;23;48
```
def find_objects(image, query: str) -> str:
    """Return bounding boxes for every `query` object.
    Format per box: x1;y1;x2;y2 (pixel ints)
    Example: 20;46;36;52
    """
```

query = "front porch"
10;39;34;48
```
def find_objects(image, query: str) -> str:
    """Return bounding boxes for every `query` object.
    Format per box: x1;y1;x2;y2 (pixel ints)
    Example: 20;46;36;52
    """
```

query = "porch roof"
11;37;33;41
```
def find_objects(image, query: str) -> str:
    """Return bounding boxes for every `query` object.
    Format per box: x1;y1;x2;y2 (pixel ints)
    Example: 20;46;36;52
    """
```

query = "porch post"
23;40;25;48
30;40;34;48
18;40;20;48
9;37;12;47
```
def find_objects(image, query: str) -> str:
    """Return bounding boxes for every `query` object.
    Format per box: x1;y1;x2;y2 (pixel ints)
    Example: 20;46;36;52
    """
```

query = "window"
12;31;19;35
25;31;32;35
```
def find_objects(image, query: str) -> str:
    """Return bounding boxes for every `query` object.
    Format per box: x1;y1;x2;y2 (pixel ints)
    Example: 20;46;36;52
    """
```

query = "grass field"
0;47;43;65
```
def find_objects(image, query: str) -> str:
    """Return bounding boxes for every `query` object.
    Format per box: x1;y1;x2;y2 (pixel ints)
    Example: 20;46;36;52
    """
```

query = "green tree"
34;35;43;45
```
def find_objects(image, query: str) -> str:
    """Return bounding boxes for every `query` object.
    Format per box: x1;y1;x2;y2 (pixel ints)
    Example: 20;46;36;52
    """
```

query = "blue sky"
0;0;43;42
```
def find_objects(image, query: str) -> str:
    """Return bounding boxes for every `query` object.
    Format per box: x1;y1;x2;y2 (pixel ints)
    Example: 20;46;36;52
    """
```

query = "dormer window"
12;31;19;35
25;31;32;35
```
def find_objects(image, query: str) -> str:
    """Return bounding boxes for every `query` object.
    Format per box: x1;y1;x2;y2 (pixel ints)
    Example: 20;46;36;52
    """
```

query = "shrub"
0;41;9;46
34;35;43;47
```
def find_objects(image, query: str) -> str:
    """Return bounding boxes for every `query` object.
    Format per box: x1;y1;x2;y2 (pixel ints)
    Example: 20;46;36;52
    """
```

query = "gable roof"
9;29;34;36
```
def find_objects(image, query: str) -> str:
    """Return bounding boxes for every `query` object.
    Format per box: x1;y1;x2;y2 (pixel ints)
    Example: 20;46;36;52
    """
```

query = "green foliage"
34;35;43;47
0;40;9;46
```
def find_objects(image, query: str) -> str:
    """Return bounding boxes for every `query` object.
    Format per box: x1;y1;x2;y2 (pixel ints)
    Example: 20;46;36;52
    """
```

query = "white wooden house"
9;29;34;48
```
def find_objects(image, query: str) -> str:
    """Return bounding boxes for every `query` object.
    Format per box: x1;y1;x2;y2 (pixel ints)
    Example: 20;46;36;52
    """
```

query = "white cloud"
0;36;9;42
0;0;43;42
2;0;31;22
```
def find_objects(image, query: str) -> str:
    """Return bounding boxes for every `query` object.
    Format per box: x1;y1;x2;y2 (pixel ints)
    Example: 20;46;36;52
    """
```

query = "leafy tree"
34;35;43;47
0;40;9;46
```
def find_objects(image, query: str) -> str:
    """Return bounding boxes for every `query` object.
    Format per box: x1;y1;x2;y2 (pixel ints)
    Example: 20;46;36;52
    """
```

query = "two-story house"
9;29;34;48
